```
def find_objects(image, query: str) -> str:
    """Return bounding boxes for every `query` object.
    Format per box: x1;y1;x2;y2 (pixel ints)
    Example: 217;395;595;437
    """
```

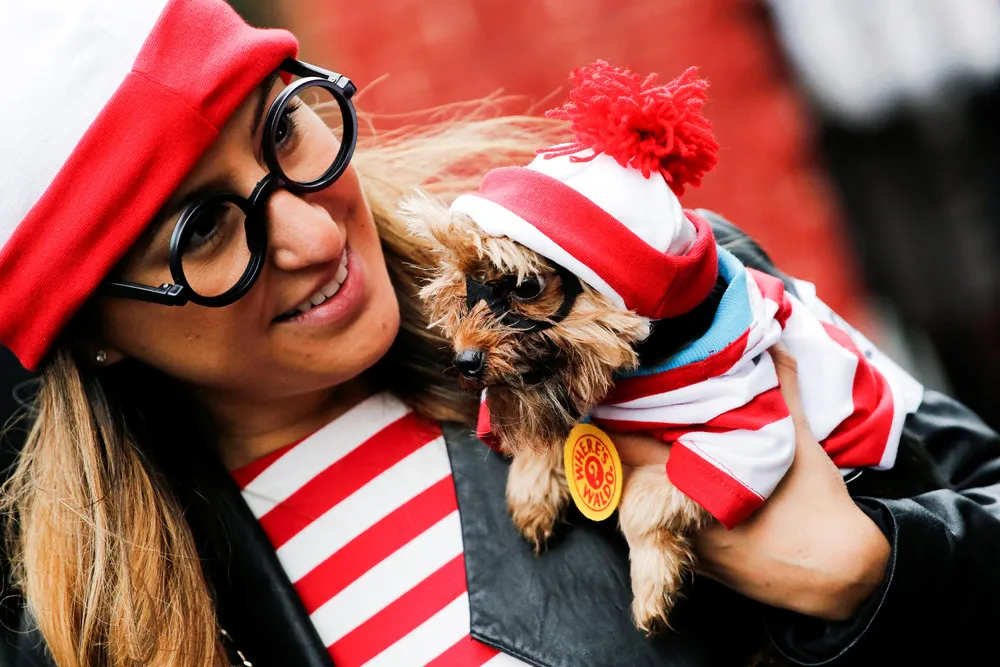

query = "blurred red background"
277;0;868;327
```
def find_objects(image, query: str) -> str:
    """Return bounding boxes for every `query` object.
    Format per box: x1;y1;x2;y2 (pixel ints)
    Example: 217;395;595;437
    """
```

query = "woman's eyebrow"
251;71;282;138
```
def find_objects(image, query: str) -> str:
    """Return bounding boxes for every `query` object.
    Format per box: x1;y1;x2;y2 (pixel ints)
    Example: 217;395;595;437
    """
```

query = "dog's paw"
506;449;569;554
510;502;560;554
630;571;680;636
617;464;708;636
627;537;694;636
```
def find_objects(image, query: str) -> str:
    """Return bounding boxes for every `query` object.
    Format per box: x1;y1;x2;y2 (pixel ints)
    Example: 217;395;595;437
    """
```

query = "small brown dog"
406;191;711;632
404;61;922;634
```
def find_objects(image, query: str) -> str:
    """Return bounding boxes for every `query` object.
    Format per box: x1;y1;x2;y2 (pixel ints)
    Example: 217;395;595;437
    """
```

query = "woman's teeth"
287;252;349;317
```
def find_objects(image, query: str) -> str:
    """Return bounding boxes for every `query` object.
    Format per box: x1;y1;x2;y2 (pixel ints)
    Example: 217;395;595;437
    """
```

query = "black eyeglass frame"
100;58;358;308
464;263;584;333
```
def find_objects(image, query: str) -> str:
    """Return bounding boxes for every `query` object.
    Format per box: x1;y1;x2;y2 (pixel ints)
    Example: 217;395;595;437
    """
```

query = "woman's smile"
273;244;367;328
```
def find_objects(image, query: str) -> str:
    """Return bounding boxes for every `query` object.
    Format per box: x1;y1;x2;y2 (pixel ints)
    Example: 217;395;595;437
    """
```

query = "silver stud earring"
95;350;107;364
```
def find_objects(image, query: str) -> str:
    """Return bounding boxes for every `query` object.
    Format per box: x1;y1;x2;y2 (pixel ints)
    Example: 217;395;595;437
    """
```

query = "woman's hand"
612;345;891;621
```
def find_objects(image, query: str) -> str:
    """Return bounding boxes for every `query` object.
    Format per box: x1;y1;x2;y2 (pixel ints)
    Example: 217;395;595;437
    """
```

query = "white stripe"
524;152;692;255
275;435;451;583
875;364;907;470
779;296;859;441
310;511;464;647
242;393;411;518
679;416;797;497
450;194;627;309
742;269;783;353
595;348;781;424
793;278;924;412
362;593;471;667
0;0;167;239
786;282;919;467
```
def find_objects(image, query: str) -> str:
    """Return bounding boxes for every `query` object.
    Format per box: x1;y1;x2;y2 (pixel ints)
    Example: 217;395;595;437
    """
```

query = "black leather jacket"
2;212;999;666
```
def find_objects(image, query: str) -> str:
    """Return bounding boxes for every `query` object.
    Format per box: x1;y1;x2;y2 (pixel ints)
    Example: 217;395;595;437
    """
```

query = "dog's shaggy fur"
405;193;728;633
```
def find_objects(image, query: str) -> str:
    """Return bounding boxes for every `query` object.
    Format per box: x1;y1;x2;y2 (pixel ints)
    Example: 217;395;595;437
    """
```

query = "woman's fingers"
769;344;847;486
614;345;800;477
612;430;670;468
609;430;670;487
690;344;890;619
770;344;810;433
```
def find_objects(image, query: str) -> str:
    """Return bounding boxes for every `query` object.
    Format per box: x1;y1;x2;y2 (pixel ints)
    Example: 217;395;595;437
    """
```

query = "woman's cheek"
99;298;245;375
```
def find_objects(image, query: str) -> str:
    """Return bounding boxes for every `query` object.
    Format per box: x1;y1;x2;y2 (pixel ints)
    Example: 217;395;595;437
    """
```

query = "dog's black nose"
454;349;486;379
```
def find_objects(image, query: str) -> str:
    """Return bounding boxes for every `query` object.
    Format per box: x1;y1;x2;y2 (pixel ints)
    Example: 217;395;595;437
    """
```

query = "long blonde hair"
1;102;567;666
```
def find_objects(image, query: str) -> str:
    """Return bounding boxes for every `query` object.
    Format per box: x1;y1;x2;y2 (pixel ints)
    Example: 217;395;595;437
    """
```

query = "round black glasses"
101;58;358;307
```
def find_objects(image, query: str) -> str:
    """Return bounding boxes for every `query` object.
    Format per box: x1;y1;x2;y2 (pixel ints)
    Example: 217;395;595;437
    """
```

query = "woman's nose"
266;189;345;271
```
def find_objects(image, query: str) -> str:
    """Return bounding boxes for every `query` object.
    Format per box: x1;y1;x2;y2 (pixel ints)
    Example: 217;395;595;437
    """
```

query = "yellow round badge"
564;423;623;522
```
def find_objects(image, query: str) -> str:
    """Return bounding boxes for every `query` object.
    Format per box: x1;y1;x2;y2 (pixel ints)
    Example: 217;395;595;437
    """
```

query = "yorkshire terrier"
403;61;927;634
406;191;723;633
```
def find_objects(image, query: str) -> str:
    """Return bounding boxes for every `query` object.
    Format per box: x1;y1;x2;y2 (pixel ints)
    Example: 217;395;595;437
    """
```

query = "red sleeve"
476;395;505;453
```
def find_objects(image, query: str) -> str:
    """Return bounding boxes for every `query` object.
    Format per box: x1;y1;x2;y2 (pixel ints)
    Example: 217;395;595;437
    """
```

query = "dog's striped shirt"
233;392;527;667
593;247;924;527
478;248;924;528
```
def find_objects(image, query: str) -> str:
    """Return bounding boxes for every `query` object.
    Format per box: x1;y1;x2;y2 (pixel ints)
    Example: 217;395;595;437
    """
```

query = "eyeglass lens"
179;199;251;298
273;82;346;184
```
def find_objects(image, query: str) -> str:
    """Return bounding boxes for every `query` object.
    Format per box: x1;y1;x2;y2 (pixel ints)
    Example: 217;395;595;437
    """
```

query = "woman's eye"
512;275;545;301
183;204;229;255
189;215;218;248
274;101;301;148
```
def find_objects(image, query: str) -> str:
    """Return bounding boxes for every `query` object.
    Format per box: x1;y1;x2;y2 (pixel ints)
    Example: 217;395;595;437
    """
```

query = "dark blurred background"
4;0;1000;431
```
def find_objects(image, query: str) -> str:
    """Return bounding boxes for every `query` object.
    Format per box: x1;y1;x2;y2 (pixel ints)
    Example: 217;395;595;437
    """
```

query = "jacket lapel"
174;446;336;667
443;423;762;667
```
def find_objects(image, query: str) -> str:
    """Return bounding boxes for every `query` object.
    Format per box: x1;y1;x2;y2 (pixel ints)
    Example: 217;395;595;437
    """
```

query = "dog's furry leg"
506;445;570;553
618;464;711;634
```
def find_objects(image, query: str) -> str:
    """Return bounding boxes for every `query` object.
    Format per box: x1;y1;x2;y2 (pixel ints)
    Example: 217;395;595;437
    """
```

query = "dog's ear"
566;287;652;352
400;191;481;260
400;191;479;335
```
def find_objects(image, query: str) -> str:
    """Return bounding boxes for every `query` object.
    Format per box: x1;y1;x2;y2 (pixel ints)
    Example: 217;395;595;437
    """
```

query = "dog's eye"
512;275;545;301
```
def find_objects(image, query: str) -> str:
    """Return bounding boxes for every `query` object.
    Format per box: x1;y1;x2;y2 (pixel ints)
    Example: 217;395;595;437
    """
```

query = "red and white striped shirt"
478;247;924;529
592;248;924;527
233;393;528;667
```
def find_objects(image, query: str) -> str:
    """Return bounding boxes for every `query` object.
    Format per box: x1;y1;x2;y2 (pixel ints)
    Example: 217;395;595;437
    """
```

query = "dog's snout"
454;349;486;379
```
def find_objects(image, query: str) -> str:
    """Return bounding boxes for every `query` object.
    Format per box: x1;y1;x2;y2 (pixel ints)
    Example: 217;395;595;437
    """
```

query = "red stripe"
819;323;895;468
0;0;297;370
294;475;458;613
426;635;500;667
666;443;764;529
476;168;719;319
595;385;788;441
604;328;751;405
330;555;468;664
476;397;503;453
259;413;442;548
231;436;307;489
747;268;792;328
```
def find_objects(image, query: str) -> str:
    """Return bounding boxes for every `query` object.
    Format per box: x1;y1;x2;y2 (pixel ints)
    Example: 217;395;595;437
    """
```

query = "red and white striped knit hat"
451;61;721;320
0;0;298;370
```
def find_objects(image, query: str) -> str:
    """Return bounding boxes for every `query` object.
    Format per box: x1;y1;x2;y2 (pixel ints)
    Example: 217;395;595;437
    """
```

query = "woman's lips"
273;246;366;328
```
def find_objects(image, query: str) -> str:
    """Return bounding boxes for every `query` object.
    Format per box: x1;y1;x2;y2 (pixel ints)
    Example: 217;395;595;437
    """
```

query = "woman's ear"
80;342;126;368
70;302;127;368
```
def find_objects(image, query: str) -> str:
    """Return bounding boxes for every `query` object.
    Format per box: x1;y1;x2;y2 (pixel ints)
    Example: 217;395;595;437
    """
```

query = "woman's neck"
202;376;376;471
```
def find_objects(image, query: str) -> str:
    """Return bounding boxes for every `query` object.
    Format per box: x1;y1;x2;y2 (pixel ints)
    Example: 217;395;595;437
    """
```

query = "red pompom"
541;61;719;195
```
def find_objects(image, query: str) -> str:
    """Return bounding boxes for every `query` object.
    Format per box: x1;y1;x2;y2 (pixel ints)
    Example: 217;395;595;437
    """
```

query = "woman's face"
97;74;400;400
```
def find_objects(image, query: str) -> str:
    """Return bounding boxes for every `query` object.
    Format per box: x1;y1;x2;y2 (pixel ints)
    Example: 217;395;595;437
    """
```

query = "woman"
1;0;998;665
